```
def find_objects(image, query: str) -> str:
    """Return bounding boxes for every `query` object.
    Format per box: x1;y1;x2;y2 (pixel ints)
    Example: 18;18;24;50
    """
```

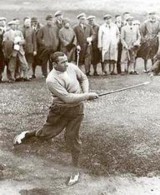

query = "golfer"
14;51;98;186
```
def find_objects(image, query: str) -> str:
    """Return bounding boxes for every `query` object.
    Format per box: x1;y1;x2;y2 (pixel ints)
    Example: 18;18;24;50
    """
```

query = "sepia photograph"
0;0;160;194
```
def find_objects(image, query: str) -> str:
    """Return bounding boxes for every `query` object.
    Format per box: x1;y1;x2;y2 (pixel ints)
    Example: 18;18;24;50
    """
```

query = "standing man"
14;51;98;186
59;18;77;62
121;16;141;75
0;26;5;82
122;12;131;26
3;20;29;82
37;14;59;78
31;17;43;78
54;11;64;30
87;15;101;76
23;18;37;78
98;14;119;75
74;13;95;76
138;12;160;72
115;14;123;74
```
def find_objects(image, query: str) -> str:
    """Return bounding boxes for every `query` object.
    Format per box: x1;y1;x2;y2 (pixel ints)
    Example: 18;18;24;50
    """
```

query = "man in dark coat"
138;12;160;72
59;18;77;62
31;17;43;78
37;14;59;77
87;15;101;76
74;13;95;76
23;18;37;78
0;26;5;82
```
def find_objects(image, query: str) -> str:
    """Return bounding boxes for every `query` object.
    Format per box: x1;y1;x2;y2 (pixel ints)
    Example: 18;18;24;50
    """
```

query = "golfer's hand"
88;92;99;100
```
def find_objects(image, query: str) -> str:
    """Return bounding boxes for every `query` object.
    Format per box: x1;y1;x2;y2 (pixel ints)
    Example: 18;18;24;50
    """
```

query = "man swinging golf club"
14;51;98;186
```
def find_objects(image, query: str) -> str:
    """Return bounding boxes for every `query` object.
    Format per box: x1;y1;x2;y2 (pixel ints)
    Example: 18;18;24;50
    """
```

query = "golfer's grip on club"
87;92;99;100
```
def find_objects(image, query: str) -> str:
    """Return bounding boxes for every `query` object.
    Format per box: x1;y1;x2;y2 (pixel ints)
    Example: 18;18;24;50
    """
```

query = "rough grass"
1;63;160;179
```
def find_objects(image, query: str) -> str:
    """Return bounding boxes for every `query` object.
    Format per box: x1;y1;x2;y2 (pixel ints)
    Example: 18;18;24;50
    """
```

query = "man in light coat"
98;14;119;75
3;21;29;82
121;16;141;74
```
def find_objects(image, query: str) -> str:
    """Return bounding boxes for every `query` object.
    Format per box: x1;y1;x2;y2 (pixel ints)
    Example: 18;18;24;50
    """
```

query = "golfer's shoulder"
46;69;57;84
67;62;79;72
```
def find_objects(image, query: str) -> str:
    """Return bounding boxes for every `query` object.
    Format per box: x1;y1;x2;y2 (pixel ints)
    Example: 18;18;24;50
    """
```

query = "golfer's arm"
47;81;89;104
73;65;89;93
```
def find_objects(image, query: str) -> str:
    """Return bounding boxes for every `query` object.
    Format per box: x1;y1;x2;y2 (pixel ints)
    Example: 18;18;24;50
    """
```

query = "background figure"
59;18;77;62
98;14;119;75
54;11;64;30
87;15;101;76
137;12;160;72
0;26;5;82
122;12;131;26
115;14;123;74
23;18;37;78
3;20;29;82
31;17;43;78
121;16;141;75
74;13;95;76
37;14;59;77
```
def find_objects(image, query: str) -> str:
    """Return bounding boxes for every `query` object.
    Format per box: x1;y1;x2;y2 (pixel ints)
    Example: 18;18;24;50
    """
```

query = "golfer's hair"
50;52;65;63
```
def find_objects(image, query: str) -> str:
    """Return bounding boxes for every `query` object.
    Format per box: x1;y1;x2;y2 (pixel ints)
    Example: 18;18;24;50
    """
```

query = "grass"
1;64;160;178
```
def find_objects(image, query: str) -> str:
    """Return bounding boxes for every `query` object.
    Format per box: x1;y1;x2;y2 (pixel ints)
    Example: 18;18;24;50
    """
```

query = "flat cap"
103;14;112;20
45;14;53;20
54;11;62;17
31;17;38;22
87;15;96;20
133;20;140;25
148;11;156;15
77;13;86;20
126;15;134;21
8;20;16;25
0;17;6;21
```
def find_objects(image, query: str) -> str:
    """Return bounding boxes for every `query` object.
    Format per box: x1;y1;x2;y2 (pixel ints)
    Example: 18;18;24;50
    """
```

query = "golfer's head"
50;52;68;72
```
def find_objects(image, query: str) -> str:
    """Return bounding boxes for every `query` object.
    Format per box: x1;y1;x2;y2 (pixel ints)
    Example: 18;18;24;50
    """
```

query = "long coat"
37;24;59;63
90;24;101;65
137;20;160;60
3;29;25;59
59;26;77;62
74;24;95;65
98;23;119;62
23;27;37;54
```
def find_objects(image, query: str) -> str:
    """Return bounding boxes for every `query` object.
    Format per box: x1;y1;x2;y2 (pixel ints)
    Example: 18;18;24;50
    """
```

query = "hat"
54;11;62;17
77;13;86;20
8;20;16;25
45;14;53;20
103;14;112;20
133;20;140;25
87;15;96;20
31;17;38;22
126;15;134;21
0;17;6;21
148;11;156;15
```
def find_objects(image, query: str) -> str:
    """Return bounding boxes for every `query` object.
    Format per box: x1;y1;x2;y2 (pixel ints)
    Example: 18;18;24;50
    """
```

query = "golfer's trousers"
36;102;84;165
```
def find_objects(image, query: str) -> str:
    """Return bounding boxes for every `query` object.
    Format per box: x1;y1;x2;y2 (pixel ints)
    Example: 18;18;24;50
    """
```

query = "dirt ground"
1;58;160;194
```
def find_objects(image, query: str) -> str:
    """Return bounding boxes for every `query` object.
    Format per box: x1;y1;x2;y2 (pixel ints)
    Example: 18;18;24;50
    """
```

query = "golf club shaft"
99;82;150;97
